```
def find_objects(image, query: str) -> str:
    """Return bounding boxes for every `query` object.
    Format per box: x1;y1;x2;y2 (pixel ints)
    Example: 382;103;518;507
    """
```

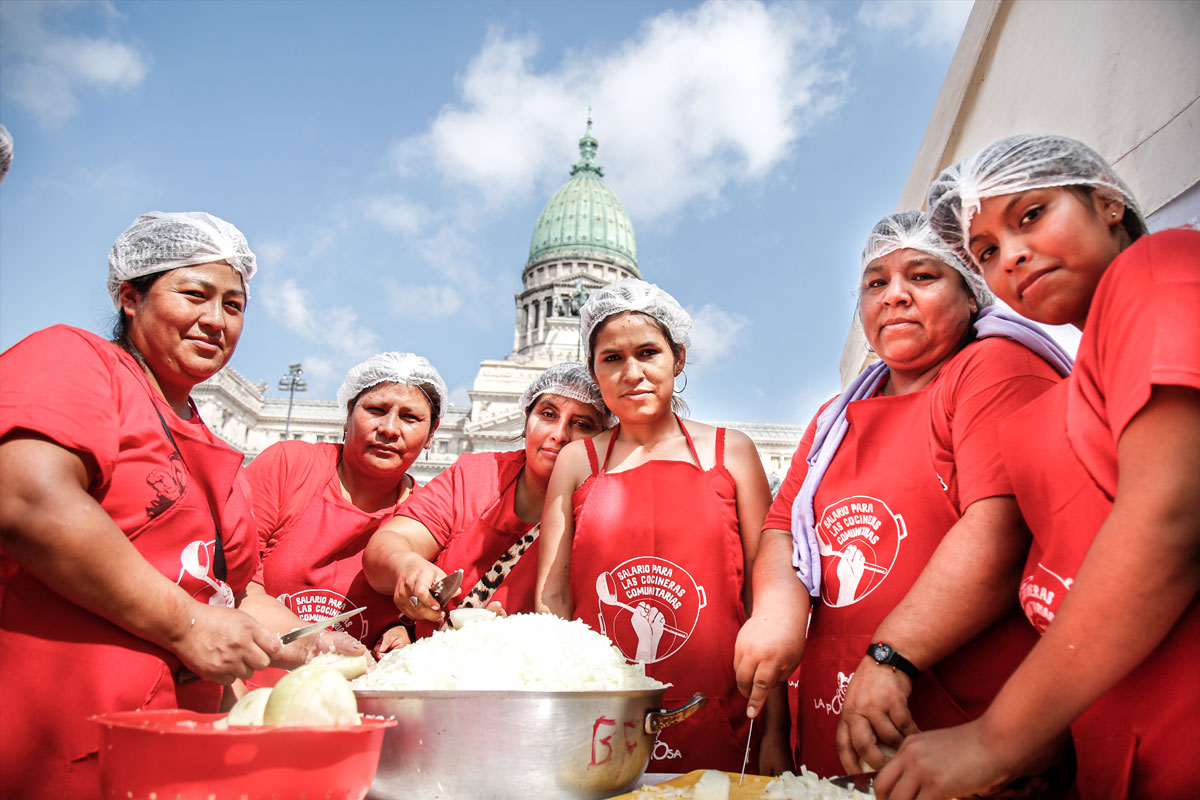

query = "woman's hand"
389;552;449;621
274;629;367;670
836;655;918;773
873;719;1016;800
373;624;413;658
734;530;811;719
169;603;281;684
363;518;445;620
733;609;805;718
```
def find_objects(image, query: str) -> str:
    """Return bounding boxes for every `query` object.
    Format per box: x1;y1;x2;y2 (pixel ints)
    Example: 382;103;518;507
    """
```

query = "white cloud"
0;2;149;127
387;0;847;223
856;1;973;49
449;383;472;407
261;278;380;359
686;303;750;366
300;356;338;387
364;194;426;236
386;282;462;320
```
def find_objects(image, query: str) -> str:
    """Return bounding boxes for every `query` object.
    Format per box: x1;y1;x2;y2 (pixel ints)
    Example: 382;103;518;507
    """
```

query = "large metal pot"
357;688;705;799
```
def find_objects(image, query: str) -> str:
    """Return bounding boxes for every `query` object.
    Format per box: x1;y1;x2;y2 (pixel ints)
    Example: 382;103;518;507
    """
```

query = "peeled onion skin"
261;665;361;727
306;651;372;680
225;687;273;726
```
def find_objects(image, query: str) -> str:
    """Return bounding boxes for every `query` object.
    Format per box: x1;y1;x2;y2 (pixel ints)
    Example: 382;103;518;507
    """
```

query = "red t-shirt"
244;440;415;649
397;449;538;637
767;336;1061;532
1001;228;1200;800
0;325;257;798
397;449;527;547
0;324;257;596
765;336;1060;776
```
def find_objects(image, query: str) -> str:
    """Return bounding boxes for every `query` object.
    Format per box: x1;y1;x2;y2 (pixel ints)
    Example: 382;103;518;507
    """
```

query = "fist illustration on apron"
816;495;907;607
594;556;707;664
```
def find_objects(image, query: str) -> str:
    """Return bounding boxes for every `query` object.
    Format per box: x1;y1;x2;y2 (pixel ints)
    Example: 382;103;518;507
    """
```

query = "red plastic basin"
91;709;395;800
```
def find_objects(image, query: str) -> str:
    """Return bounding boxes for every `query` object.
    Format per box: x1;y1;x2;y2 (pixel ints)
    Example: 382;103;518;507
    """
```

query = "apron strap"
584;436;601;476
117;355;228;582
600;424;621;472
675;414;702;468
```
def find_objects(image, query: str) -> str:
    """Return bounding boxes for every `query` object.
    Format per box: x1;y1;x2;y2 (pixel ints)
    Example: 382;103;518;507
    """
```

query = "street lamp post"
279;362;307;438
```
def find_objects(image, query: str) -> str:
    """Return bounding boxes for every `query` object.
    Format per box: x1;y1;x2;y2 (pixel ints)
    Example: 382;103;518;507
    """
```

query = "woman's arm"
0;434;281;682
535;438;590;617
724;428;773;607
362;515;445;622
874;385;1200;800
733;529;812;718
835;494;1029;773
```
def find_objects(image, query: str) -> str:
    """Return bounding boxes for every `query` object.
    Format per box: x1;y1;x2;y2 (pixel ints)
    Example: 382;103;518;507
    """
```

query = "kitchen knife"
177;605;368;684
279;606;368;644
430;569;464;606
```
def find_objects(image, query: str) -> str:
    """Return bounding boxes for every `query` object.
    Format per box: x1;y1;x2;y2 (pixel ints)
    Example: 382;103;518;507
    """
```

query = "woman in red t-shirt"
0;213;344;799
363;362;610;633
732;212;1069;781
869;136;1200;800
536;279;776;775
239;352;448;676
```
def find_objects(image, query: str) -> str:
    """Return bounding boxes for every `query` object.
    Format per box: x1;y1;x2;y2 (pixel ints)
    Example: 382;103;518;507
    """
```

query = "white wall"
843;0;1200;386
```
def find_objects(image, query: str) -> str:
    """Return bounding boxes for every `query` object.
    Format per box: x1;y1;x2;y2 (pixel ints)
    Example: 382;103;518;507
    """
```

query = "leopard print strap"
457;524;540;610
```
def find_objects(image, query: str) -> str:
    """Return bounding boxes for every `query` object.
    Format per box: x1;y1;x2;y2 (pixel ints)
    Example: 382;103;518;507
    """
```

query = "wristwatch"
867;642;920;681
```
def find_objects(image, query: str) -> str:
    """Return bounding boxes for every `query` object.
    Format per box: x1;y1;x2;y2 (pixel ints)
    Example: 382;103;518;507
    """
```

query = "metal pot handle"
644;693;707;735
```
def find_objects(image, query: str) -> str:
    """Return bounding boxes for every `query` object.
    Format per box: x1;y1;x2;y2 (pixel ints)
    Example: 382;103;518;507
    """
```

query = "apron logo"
816;495;906;607
145;452;187;519
813;670;854;717
175;539;234;607
595;556;706;665
1020;563;1073;634
278;588;367;641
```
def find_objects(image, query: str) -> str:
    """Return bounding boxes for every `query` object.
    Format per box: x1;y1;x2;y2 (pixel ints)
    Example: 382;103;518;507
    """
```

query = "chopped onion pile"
763;767;875;799
354;613;667;692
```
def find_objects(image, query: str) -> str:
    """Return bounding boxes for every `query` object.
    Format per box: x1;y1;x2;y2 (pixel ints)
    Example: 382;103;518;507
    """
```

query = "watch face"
871;643;892;662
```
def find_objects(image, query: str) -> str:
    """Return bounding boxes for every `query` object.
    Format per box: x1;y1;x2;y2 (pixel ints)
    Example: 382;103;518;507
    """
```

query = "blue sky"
0;0;974;426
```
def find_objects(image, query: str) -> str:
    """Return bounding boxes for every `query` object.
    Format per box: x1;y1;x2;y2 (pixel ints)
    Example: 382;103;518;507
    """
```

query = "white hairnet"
579;278;692;366
0;124;12;182
518;362;611;423
861;211;993;306
927;133;1147;268
336;352;449;421
108;212;257;308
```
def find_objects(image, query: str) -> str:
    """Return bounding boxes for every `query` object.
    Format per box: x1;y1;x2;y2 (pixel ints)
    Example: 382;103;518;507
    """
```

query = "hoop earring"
674;370;687;394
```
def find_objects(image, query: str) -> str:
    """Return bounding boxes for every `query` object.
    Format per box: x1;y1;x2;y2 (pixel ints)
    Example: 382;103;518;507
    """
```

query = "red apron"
797;390;1036;778
571;420;753;774
248;468;411;689
0;395;251;800
1002;385;1200;800
415;469;537;640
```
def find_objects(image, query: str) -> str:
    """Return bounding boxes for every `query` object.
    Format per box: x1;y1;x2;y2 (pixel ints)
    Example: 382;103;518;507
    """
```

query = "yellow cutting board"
606;769;774;799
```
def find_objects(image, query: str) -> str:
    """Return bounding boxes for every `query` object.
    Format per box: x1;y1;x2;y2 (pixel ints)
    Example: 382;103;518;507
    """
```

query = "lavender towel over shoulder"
789;306;1073;596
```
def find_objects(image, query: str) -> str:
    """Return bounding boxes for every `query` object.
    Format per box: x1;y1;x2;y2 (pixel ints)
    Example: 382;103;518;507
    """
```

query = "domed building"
193;118;804;483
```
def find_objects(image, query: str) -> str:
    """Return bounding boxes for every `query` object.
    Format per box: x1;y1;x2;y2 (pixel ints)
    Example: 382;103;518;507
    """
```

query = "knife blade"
739;716;754;786
829;772;876;791
177;605;369;684
279;606;368;644
430;569;464;606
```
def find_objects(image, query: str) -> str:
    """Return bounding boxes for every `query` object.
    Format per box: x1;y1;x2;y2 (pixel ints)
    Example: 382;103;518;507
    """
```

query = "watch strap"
867;642;920;681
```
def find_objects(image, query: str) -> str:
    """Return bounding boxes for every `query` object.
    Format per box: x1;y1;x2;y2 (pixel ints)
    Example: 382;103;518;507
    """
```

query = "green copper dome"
527;118;638;272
